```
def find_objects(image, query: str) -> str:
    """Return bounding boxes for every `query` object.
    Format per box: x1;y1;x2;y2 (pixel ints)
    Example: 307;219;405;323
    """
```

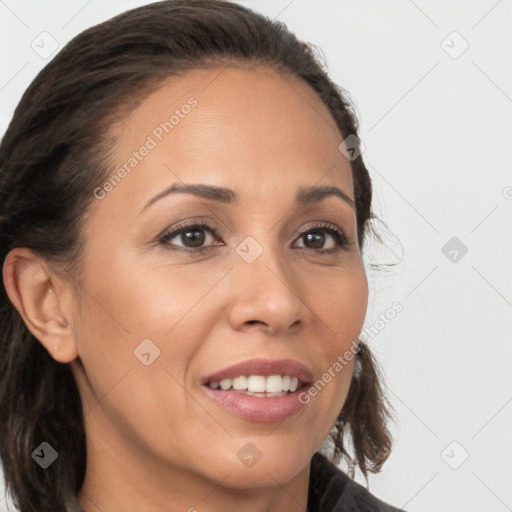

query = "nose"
226;241;312;335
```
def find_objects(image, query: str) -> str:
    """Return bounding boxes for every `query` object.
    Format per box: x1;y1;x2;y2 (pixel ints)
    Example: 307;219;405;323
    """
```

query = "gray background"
1;1;511;511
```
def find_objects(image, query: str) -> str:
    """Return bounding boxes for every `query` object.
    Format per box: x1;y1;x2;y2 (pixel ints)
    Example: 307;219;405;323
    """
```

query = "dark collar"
307;452;406;512
307;452;350;511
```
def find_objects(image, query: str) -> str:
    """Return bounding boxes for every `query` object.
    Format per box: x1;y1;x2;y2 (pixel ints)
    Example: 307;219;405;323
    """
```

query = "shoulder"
308;452;407;512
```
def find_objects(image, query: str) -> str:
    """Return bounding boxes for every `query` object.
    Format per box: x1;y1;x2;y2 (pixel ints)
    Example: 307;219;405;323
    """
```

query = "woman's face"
69;65;368;492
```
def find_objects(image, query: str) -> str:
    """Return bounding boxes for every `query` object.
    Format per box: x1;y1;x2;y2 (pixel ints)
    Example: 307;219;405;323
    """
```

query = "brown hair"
0;1;394;510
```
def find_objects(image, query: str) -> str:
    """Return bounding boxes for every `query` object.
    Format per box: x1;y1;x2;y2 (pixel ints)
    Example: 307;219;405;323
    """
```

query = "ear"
2;247;78;363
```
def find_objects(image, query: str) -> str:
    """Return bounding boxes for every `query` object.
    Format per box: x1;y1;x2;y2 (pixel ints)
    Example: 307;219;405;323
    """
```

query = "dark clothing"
308;452;406;512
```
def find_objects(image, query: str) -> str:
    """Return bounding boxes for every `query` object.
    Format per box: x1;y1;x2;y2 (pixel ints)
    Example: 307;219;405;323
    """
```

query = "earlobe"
2;248;78;363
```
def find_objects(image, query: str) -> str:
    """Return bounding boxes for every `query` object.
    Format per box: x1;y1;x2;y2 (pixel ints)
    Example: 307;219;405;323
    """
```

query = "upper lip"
202;358;314;385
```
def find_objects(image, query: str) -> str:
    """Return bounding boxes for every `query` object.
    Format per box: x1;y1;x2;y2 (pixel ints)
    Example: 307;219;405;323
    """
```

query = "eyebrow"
140;182;355;212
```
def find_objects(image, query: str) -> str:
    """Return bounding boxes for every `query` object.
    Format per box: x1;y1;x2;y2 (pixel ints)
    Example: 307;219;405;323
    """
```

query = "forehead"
97;65;353;216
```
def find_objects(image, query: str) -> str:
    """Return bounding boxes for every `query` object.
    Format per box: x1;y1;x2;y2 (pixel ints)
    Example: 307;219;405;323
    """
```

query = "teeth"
219;379;232;391
207;374;302;394
247;375;266;393
232;376;248;390
265;375;283;393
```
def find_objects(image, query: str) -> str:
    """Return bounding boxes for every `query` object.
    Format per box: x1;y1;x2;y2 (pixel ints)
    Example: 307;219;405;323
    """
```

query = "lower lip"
202;386;308;422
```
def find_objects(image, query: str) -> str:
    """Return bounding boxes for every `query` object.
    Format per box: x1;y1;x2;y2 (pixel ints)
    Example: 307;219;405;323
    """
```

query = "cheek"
69;278;214;465
294;263;367;445
307;261;368;344
91;252;233;340
71;253;233;414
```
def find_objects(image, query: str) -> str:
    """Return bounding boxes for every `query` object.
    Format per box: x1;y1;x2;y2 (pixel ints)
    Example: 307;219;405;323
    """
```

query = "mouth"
201;358;313;422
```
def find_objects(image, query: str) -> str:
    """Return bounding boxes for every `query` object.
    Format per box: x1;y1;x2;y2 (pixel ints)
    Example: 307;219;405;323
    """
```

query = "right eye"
158;221;223;253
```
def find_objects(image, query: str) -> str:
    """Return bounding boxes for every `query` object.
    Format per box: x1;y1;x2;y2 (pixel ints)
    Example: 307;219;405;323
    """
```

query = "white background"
1;1;511;511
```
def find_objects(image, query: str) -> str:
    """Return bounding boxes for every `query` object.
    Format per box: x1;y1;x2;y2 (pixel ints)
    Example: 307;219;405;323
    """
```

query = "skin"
3;65;368;512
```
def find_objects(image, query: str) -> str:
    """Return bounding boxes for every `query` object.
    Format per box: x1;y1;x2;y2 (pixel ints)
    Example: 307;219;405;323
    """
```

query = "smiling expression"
69;64;369;492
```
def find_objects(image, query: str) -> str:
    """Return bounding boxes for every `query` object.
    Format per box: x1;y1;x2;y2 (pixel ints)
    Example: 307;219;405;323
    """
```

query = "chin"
205;445;313;490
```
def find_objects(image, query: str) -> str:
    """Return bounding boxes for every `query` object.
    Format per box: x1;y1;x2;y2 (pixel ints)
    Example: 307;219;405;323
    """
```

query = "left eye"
294;226;346;251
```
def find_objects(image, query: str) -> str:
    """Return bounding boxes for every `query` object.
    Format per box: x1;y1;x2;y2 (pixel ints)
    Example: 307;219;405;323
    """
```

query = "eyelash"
157;220;350;255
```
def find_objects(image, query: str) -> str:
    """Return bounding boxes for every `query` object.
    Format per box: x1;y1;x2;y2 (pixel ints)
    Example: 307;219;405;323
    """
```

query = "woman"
0;1;404;511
